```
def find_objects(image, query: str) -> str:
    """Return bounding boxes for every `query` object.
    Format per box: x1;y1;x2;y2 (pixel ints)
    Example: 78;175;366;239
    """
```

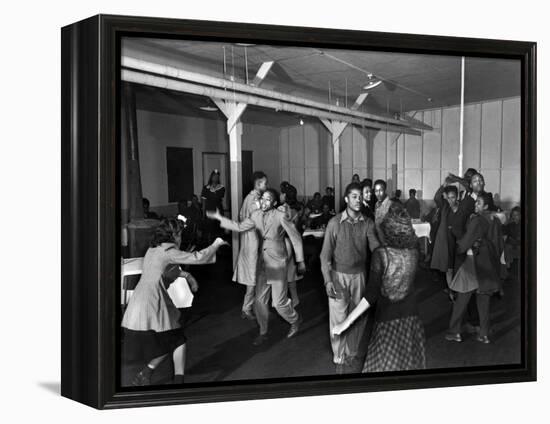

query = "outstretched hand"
206;209;222;220
212;237;229;248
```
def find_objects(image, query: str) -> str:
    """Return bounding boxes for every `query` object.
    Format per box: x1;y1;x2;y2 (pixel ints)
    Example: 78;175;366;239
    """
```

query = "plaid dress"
362;247;426;373
363;315;426;372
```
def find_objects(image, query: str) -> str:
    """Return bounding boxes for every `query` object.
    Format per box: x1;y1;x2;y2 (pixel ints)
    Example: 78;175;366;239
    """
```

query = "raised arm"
434;184;446;208
207;209;256;233
168;238;226;265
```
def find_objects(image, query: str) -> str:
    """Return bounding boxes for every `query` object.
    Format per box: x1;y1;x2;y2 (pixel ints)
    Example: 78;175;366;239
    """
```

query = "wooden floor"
120;246;521;386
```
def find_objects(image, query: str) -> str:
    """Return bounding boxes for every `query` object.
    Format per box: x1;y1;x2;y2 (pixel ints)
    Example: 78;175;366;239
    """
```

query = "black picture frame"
61;14;537;409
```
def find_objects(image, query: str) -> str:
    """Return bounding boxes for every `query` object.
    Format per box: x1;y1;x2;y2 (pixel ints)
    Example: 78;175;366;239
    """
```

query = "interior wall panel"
501;97;521;169
480;100;503;170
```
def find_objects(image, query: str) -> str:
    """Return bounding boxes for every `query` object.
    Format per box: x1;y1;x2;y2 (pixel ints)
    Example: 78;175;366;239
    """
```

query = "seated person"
143;198;160;220
310;203;335;229
307;192;324;214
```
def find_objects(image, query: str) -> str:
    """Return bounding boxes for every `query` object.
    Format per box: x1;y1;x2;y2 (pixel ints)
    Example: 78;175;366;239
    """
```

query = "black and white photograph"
119;36;524;387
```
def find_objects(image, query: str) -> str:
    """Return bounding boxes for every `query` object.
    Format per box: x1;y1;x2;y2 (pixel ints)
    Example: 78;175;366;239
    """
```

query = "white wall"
278;96;521;210
129;110;281;216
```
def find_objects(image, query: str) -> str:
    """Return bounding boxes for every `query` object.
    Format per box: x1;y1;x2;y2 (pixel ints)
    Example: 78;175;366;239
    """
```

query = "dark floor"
121;246;521;386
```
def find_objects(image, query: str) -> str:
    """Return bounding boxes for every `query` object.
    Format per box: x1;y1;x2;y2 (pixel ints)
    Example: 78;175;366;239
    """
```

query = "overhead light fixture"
199;99;218;112
299;118;304;126
362;73;382;90
199;105;218;112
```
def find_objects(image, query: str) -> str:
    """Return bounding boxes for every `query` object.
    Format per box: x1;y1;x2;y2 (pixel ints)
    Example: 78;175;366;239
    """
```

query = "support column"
321;119;348;212
228;120;243;264
333;135;342;212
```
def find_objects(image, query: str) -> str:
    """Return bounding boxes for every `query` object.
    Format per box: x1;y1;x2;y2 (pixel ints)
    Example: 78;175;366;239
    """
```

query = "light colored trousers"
329;271;367;364
242;286;255;313
254;270;299;335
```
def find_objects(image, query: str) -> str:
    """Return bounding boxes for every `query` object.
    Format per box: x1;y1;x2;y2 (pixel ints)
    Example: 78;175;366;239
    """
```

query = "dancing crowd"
121;167;520;385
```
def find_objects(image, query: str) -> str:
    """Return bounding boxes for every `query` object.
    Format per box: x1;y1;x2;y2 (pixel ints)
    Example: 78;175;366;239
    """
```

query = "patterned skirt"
363;315;426;373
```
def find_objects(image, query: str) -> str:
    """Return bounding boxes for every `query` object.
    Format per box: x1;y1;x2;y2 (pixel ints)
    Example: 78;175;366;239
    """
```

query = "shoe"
252;333;268;346
131;367;152;386
287;315;303;338
172;374;185;384
346;357;363;374
445;332;462;343
241;310;256;320
475;335;491;344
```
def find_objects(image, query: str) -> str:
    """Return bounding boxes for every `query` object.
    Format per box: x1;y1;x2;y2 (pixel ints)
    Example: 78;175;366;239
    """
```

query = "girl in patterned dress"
332;203;426;372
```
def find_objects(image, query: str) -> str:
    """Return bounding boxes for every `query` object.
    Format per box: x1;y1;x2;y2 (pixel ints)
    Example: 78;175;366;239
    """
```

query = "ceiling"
123;37;521;123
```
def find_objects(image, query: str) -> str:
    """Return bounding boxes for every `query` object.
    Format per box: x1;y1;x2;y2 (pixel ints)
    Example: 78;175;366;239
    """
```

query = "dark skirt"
122;327;187;363
363;315;426;373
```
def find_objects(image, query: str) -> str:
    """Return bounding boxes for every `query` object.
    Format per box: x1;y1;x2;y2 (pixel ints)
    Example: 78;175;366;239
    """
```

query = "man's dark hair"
344;182;362;198
253;171;267;182
373;179;387;191
395;189;402;198
444;185;458;196
361;178;373;188
409;188;417;196
464;168;478;180
143;197;150;207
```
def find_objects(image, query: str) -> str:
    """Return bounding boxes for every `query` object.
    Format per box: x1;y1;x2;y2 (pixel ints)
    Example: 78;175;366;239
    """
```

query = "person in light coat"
232;171;268;320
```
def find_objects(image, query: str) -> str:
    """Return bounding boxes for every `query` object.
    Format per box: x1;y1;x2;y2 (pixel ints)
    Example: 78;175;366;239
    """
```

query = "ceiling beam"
251;61;274;86
123;69;421;136
122;56;430;131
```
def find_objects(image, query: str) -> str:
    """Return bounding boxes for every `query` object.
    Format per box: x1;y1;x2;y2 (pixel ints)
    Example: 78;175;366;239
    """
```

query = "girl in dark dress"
332;204;426;372
446;193;503;344
201;169;226;242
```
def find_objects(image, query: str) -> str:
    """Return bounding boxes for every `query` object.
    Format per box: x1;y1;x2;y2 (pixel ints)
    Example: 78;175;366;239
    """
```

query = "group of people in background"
123;165;521;385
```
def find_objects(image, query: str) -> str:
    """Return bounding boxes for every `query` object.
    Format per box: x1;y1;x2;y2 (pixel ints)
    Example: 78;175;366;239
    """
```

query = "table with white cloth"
302;228;325;239
412;220;431;254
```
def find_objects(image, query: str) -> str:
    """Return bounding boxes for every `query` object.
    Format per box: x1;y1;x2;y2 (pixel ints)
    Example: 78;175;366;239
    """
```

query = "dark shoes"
131;367;153;386
445;332;462;343
172;374;185;384
252;333;268;346
287;315;303;338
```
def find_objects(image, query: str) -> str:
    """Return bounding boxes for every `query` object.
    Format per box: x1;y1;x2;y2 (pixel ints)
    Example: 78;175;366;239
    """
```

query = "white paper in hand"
167;277;194;308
